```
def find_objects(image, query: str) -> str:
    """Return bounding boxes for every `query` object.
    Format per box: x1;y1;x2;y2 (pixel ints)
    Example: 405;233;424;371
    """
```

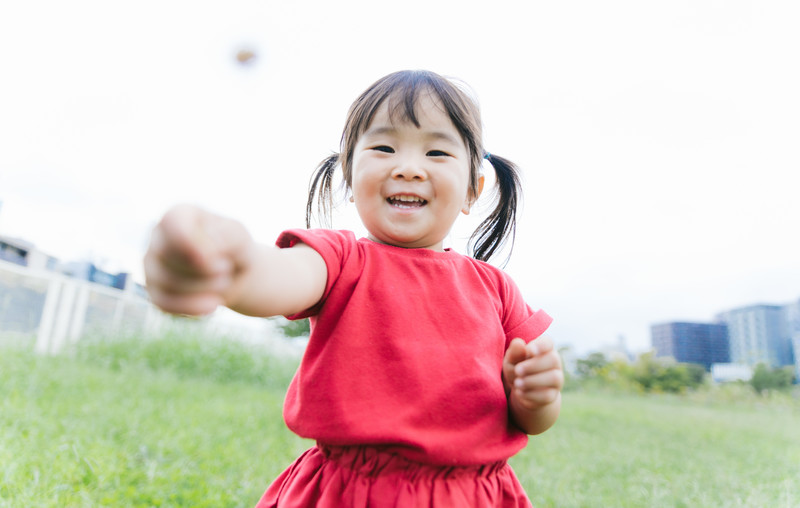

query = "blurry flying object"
236;49;257;65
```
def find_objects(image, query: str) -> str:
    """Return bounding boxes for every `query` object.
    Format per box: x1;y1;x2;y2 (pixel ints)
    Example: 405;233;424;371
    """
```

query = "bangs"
351;71;477;139
374;78;435;130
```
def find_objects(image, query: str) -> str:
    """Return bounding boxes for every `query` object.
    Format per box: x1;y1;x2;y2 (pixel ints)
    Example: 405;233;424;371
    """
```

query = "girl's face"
350;93;482;251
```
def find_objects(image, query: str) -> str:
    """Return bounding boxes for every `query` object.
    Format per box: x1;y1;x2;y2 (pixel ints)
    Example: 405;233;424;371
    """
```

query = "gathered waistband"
256;444;531;507
317;443;510;480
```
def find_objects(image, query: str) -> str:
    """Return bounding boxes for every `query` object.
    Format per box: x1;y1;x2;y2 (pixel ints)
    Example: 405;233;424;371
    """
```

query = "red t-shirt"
277;229;552;466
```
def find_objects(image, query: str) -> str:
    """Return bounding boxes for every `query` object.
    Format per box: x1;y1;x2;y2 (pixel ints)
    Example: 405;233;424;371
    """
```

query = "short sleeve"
498;271;553;348
505;309;553;346
275;229;355;320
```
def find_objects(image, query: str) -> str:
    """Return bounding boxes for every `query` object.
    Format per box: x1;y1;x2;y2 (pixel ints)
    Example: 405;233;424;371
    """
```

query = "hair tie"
483;152;491;160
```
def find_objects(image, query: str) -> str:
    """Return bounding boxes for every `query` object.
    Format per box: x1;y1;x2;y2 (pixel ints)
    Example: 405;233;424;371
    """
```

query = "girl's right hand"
143;204;255;316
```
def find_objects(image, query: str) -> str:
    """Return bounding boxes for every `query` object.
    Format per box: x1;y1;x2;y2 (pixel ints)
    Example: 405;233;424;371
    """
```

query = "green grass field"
1;335;798;507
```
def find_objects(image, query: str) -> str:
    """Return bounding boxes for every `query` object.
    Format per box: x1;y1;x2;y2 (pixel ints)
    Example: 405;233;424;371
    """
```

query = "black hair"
472;153;522;263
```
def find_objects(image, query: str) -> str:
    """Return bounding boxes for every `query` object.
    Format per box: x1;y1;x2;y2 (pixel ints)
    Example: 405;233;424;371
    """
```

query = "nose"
391;154;427;181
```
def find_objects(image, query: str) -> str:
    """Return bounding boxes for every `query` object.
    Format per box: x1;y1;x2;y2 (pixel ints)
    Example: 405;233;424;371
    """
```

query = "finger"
514;387;561;409
514;368;565;392
503;338;529;394
144;255;233;296
514;350;562;377
504;338;529;366
526;334;554;357
154;205;227;276
146;218;202;277
189;210;255;275
145;286;223;316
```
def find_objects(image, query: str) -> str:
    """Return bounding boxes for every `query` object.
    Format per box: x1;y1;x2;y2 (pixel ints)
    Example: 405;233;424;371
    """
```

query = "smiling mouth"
387;195;427;208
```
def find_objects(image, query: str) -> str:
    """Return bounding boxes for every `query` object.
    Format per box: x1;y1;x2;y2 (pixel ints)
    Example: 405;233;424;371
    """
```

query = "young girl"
144;70;563;507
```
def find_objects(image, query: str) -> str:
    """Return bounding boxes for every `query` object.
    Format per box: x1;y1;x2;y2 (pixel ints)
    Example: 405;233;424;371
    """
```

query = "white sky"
1;0;798;354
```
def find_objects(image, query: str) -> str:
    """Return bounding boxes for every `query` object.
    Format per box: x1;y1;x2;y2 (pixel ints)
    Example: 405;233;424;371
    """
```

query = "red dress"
255;230;552;507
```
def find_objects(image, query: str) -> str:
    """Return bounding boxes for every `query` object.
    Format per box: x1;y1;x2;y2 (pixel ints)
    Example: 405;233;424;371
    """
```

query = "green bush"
272;317;310;338
750;363;796;395
572;352;707;394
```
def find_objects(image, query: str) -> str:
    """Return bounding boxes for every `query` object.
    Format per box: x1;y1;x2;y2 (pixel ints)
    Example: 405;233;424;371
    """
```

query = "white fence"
0;259;163;354
0;259;306;357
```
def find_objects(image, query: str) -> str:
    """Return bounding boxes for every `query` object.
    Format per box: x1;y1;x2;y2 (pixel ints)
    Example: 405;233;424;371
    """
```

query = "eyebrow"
363;126;461;146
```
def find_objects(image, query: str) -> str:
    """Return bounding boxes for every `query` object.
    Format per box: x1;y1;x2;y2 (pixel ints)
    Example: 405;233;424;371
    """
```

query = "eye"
426;150;451;157
371;145;395;153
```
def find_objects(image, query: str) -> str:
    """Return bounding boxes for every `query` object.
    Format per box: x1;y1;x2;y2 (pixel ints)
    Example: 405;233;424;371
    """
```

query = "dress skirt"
255;443;533;508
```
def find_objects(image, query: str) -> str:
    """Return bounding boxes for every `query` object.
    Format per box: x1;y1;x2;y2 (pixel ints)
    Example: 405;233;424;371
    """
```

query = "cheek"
456;170;474;200
351;173;380;202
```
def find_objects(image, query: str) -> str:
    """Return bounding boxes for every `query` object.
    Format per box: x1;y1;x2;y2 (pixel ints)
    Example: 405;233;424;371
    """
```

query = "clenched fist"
502;335;564;434
143;204;255;316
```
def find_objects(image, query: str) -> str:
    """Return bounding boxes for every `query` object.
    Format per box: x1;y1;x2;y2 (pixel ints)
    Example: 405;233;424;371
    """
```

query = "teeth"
391;195;423;202
387;194;426;208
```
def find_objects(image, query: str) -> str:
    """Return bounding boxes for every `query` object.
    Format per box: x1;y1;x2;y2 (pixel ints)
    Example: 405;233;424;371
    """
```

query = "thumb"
503;338;529;395
504;338;530;367
200;212;253;271
156;204;220;275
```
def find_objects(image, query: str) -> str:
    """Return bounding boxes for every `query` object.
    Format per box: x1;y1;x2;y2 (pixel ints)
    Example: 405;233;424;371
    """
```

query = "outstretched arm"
144;204;327;318
502;335;564;435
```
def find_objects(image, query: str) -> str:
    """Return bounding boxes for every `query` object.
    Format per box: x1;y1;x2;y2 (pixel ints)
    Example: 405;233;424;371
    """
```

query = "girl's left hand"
502;335;564;411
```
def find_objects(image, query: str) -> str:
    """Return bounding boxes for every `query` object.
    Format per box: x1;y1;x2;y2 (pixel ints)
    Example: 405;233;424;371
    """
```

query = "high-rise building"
650;322;730;370
716;304;793;368
783;299;800;379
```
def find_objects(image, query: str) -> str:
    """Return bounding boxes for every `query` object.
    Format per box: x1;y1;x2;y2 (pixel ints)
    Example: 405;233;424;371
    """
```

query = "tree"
571;351;706;393
576;352;608;378
684;363;707;387
274;317;310;338
631;354;705;393
632;352;663;391
750;363;795;395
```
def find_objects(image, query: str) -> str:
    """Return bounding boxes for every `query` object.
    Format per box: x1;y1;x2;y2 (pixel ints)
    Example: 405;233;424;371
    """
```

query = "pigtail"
305;153;340;228
469;153;522;264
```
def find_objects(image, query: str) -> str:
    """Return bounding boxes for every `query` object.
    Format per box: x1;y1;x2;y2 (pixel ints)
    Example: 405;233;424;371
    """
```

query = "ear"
461;174;485;215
